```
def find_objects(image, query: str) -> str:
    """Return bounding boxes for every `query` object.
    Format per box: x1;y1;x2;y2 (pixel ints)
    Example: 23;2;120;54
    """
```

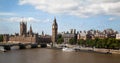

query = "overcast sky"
0;0;120;35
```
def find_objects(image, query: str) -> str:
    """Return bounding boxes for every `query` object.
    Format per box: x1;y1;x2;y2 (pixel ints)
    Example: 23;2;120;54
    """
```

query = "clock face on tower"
52;26;55;28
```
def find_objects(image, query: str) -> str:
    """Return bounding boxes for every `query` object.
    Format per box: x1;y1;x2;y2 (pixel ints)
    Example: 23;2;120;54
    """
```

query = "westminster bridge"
0;42;47;51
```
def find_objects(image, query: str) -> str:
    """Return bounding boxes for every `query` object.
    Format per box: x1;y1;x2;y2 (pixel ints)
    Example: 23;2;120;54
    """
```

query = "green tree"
57;38;64;44
90;39;96;47
0;35;3;42
86;39;93;47
77;39;85;46
106;38;114;49
57;34;62;39
116;39;120;49
57;34;64;44
69;38;77;45
94;38;99;47
97;39;104;48
77;37;120;49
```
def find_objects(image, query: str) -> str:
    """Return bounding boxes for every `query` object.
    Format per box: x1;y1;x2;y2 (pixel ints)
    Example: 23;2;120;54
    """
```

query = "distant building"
77;29;118;40
116;34;120;39
62;29;77;43
103;29;117;38
3;19;53;43
77;31;87;40
62;33;76;43
3;34;9;42
70;29;76;34
3;21;38;43
94;33;107;39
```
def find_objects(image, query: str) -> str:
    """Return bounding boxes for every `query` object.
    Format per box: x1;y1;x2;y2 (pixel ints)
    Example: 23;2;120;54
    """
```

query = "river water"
0;48;120;63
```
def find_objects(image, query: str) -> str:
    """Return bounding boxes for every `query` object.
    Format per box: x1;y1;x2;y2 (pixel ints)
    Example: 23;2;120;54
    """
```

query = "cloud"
19;0;120;17
0;12;16;16
0;17;52;23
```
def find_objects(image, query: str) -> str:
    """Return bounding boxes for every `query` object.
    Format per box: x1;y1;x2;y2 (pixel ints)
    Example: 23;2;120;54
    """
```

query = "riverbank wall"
77;47;120;54
60;44;120;54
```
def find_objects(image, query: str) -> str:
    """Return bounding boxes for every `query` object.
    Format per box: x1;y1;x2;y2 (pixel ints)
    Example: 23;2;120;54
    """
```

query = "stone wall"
3;34;52;44
9;36;37;43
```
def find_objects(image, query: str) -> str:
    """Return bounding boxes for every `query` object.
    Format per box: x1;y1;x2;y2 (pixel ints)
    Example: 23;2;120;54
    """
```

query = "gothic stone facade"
3;21;52;43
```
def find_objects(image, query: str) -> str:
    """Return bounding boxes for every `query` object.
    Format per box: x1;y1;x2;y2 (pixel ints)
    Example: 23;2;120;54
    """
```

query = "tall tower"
29;25;33;35
20;21;27;36
42;31;44;36
52;18;58;44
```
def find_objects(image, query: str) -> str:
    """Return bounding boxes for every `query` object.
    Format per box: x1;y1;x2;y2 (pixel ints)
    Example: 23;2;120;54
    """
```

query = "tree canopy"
0;35;3;42
77;38;120;49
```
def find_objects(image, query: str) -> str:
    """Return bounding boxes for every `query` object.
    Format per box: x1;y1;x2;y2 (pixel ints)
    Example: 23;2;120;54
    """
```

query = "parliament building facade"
3;18;58;44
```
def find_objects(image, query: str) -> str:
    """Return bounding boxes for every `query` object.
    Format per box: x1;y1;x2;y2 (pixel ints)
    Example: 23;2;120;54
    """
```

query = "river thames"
0;48;120;63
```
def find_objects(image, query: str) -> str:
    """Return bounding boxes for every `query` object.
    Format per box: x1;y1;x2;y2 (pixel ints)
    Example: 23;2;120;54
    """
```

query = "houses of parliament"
3;18;58;44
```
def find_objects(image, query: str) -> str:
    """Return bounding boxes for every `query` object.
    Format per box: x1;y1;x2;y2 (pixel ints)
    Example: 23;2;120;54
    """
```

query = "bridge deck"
0;42;47;46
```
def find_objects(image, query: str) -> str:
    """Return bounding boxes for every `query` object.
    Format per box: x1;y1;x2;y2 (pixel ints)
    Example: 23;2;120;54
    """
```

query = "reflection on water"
0;48;120;63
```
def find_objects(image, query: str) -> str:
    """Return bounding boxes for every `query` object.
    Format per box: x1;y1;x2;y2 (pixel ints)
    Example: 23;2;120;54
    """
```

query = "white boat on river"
62;47;74;52
0;46;6;52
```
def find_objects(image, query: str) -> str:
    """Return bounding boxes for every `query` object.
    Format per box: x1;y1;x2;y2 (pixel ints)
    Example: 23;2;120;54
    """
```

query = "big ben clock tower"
52;17;58;46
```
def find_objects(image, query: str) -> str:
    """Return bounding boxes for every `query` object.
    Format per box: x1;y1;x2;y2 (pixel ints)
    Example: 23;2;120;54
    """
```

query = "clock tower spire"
52;17;58;45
